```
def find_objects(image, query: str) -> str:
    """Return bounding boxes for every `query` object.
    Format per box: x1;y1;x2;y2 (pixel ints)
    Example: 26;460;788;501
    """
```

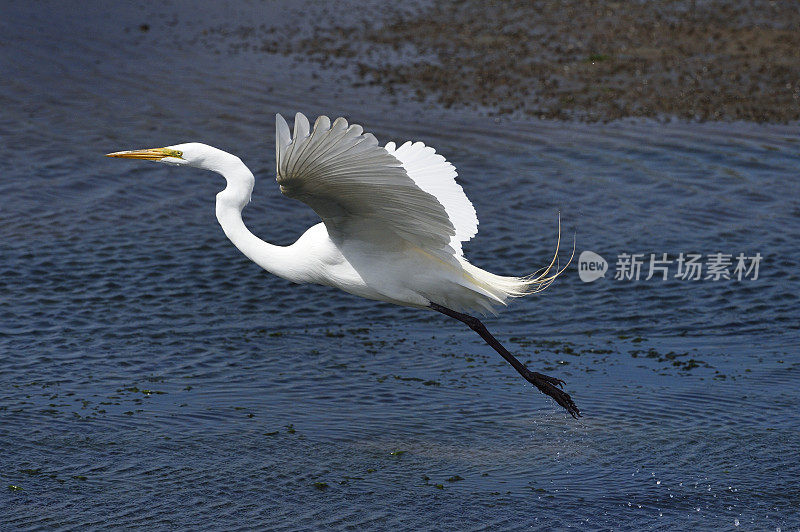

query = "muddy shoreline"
218;0;800;122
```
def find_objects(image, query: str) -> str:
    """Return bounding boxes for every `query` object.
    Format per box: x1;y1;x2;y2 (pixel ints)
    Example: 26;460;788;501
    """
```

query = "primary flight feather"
107;112;580;418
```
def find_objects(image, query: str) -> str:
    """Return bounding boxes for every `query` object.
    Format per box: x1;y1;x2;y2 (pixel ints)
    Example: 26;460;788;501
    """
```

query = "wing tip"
294;112;310;140
276;114;291;145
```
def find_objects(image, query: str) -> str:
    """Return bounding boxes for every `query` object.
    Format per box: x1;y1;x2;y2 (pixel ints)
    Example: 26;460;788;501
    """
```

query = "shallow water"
1;1;799;529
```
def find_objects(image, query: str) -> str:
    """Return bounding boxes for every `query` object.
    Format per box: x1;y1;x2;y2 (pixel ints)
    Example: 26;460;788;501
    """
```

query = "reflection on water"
1;1;798;529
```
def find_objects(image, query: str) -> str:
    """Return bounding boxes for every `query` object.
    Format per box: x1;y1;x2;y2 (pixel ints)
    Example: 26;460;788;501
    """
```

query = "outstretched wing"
384;140;478;255
275;112;460;254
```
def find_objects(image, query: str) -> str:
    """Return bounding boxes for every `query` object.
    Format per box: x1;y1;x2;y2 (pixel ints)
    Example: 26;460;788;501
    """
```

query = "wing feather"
276;113;457;254
385;140;479;254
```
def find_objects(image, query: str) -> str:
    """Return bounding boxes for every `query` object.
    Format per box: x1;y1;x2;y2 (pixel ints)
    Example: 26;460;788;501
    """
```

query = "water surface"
1;2;799;529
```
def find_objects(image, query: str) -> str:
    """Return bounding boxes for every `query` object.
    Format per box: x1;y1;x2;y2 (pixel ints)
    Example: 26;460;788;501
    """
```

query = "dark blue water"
2;1;799;529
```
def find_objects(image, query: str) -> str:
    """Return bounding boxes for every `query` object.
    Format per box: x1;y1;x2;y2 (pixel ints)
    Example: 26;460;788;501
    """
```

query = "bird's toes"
532;371;566;388
525;370;581;418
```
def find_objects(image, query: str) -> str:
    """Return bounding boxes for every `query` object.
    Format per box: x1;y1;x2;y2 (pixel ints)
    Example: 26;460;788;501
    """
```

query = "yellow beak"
106;147;182;160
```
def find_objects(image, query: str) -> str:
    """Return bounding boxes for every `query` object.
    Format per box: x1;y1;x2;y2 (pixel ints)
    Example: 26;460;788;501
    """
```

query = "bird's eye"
163;149;183;158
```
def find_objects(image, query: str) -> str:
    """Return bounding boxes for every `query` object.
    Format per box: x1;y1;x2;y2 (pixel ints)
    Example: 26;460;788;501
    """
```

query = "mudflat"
276;0;800;122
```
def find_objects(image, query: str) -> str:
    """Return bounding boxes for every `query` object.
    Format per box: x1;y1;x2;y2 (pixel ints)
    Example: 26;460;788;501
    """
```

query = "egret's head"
106;143;228;169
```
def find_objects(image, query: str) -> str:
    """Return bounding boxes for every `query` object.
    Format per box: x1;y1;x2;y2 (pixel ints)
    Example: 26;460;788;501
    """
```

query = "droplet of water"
734;518;739;526
656;480;661;485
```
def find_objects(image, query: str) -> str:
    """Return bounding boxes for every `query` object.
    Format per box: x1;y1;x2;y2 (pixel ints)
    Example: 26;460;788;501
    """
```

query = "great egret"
107;113;580;418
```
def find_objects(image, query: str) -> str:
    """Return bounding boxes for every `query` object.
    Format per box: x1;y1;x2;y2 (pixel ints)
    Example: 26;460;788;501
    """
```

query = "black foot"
523;370;581;419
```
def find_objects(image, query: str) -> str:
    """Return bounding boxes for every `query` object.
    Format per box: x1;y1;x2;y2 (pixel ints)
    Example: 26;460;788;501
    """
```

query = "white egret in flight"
108;113;580;418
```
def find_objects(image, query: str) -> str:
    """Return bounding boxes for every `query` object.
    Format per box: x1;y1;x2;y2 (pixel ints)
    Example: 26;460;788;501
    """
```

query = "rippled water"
2;1;799;529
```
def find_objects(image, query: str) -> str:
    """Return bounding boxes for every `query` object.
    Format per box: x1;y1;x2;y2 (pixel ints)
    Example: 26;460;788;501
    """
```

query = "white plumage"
275;114;455;257
106;113;579;417
384;139;478;254
271;112;563;313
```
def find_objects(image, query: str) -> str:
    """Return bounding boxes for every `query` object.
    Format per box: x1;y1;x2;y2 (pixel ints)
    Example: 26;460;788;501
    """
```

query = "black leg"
430;303;581;418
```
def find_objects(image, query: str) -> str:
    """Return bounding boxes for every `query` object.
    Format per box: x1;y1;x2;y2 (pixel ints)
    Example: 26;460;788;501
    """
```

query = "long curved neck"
211;153;302;283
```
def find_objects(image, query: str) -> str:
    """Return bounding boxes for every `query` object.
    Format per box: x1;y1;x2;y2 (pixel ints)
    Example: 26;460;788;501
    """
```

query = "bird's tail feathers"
457;214;574;313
